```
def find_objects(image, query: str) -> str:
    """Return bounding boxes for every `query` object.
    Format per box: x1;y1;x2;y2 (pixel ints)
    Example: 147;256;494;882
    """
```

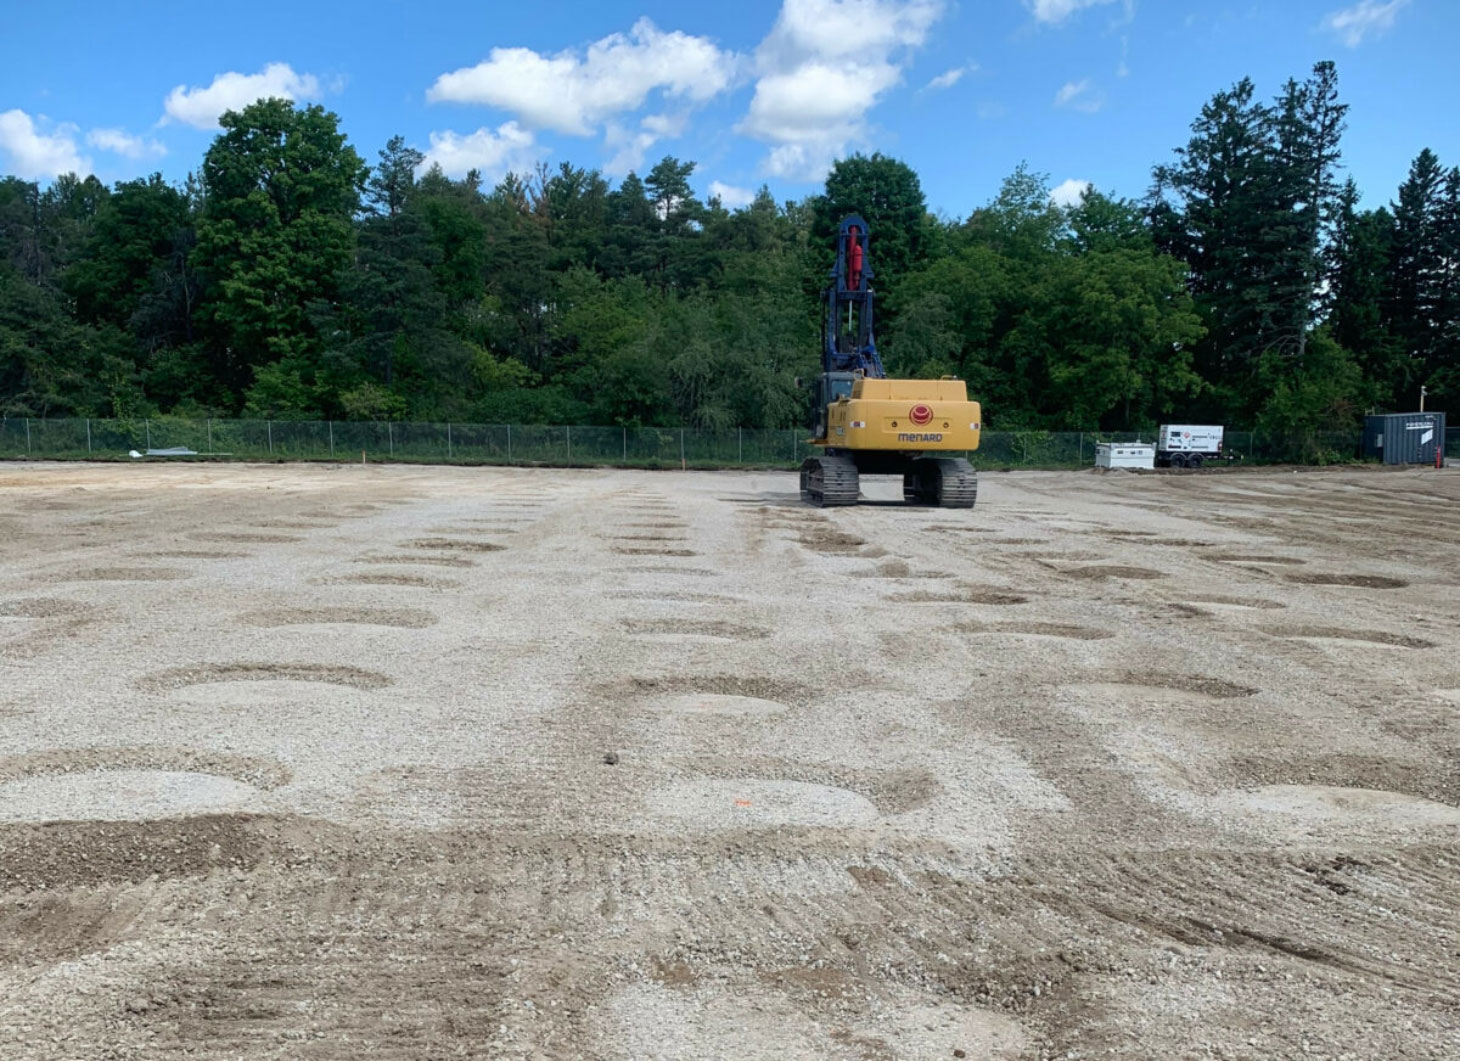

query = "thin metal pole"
207;418;212;453
447;422;452;459
738;427;743;463
86;418;92;453
680;428;685;466
622;425;627;462
506;423;512;463
387;422;393;457
267;420;272;454
146;420;151;450
566;425;571;460
26;418;32;454
328;420;334;458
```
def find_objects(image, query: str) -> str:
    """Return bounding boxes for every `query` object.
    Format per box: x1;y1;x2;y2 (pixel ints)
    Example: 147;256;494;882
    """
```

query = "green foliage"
194;98;366;401
1;65;1455;433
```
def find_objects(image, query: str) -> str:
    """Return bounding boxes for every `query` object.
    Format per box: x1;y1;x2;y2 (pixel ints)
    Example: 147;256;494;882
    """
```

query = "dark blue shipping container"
1363;412;1447;465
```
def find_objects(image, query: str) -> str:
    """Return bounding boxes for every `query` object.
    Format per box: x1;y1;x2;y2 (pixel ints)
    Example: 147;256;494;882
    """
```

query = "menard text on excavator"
800;216;982;508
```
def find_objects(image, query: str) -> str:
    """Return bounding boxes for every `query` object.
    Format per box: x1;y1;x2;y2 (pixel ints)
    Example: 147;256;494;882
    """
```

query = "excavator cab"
812;371;857;441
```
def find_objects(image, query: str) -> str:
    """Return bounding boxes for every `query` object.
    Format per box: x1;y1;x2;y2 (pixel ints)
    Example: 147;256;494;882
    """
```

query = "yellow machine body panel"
823;378;982;452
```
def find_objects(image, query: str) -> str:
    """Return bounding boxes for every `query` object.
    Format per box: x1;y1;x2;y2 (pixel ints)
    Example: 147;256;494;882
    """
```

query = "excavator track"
800;455;860;507
904;457;978;508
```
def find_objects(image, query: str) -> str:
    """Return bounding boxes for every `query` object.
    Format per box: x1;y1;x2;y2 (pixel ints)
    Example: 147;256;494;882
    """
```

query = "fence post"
566;425;572;461
506;423;512;463
1078;432;1083;466
328;420;334;458
145;420;151;450
387;421;393;457
25;418;31;454
447;422;452;459
86;418;92;454
622;425;627;462
207;418;212;453
680;428;685;467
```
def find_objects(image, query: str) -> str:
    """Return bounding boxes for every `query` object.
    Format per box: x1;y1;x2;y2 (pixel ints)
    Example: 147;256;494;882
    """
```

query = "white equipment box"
1095;442;1155;470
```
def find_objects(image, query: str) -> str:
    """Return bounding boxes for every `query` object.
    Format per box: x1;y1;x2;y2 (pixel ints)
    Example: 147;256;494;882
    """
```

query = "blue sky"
2;1;1454;215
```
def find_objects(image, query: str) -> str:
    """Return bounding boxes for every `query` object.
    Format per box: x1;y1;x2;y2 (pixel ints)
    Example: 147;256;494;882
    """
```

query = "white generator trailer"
1156;424;1237;468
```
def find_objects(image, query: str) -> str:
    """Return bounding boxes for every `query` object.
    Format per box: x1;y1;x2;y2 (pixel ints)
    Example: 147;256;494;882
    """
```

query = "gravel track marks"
3;462;1459;1060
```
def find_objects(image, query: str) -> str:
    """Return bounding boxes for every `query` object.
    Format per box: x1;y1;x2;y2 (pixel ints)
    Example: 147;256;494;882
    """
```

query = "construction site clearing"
1;460;1458;1060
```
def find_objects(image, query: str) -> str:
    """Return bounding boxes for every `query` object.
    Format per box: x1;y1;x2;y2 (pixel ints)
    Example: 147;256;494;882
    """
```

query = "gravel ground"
1;459;1458;1059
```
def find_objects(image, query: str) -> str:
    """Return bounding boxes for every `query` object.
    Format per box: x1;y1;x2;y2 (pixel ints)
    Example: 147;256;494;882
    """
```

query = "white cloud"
418;121;539;180
87;128;166;160
427;18;737;138
162;62;322;129
739;0;946;180
1320;0;1408;47
1054;78;1105;113
925;64;972;91
708;180;756;208
1024;0;1118;25
1049;178;1091;208
604;112;688;175
0;110;89;179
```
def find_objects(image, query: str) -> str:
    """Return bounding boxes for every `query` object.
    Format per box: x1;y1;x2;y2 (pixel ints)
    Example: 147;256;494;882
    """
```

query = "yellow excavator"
800;216;982;507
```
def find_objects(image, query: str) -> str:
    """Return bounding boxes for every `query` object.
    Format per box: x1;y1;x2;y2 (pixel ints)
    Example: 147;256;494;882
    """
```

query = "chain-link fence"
1;417;1453;469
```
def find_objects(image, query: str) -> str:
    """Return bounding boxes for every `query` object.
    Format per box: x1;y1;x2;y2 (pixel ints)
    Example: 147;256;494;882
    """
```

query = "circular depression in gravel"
622;618;769;641
613;546;700;557
190;531;302;544
401;538;505;552
0;770;272;823
140;549;250;560
315;572;461;588
889;588;1029;605
68;566;190;582
1215;784;1460;842
0;598;90;620
352;553;477;568
1179;595;1286;611
1284;573;1409;589
1065;672;1258;701
646;693;789;716
140;662;393;693
645;779;878;829
956;622;1113;641
1063;565;1167;581
1260;625;1435;649
238;607;438;629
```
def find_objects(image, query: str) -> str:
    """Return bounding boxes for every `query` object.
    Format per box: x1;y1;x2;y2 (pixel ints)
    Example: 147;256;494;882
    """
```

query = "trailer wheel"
1170;453;1187;469
1188;454;1204;469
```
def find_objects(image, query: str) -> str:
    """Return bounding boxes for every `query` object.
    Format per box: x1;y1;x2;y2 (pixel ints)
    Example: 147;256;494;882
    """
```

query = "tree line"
1;62;1455;431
